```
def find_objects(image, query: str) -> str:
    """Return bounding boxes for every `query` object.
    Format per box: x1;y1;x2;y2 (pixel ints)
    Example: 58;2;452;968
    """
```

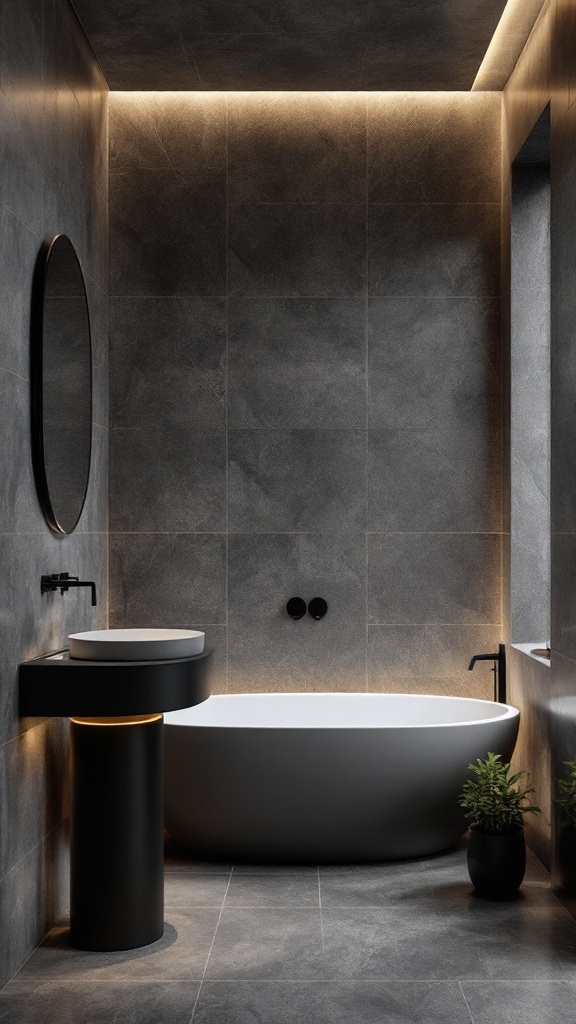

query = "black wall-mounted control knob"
286;597;307;620
308;598;328;620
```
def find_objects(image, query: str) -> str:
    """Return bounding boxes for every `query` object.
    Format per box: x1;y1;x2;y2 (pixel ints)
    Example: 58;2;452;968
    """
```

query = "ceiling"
71;0;509;91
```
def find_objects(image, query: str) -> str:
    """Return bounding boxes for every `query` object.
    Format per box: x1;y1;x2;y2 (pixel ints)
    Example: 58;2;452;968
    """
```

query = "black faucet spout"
468;652;499;671
468;644;506;704
65;580;97;607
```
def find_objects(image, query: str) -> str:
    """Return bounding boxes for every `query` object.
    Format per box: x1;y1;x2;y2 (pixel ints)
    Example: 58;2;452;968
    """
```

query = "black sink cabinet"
19;648;213;952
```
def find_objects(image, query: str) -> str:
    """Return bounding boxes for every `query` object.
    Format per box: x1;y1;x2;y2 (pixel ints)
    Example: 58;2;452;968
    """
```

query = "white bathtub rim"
164;692;520;730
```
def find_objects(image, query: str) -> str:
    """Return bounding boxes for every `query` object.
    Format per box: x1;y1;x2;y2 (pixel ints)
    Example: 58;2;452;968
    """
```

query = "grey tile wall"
510;163;551;643
0;0;108;988
502;0;576;870
109;92;501;698
228;298;365;429
227;533;366;692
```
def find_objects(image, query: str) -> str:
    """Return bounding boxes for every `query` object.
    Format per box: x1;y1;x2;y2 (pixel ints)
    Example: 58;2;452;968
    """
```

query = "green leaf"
459;752;541;835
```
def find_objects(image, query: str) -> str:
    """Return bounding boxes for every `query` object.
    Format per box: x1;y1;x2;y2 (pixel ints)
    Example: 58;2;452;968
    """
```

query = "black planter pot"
467;827;526;899
558;824;576;895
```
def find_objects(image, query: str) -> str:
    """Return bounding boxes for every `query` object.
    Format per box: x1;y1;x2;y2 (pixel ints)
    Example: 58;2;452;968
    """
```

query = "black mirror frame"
30;234;93;536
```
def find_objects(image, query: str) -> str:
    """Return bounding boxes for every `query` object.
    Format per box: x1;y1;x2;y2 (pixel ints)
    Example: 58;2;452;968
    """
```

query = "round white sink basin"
69;628;205;662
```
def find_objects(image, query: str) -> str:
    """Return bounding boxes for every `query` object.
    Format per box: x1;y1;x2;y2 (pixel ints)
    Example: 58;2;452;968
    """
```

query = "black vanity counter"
19;647;213;717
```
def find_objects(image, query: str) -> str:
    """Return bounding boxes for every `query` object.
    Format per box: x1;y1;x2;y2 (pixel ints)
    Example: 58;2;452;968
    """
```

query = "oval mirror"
31;235;92;534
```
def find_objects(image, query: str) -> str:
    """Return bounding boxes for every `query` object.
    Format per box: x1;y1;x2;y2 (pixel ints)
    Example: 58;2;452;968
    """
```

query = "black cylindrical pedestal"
70;714;164;951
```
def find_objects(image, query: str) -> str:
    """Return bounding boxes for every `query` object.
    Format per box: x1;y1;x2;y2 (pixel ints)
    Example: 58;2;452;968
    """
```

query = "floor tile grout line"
459;982;476;1024
168;904;327;910
189;867;234;1022
106;529;505;535
456;981;573;986
13;976;576;987
109;294;503;300
172;976;576;984
7;978;576;988
2;978;210;989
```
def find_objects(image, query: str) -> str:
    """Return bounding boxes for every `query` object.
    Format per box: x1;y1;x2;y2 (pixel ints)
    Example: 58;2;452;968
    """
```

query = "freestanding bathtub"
164;693;519;862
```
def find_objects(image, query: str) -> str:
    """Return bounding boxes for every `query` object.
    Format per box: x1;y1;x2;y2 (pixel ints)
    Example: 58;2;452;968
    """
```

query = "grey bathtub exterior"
164;695;520;863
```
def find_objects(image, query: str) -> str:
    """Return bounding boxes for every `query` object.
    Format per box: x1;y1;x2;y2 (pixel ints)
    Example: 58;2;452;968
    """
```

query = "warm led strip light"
472;0;547;91
70;714;162;726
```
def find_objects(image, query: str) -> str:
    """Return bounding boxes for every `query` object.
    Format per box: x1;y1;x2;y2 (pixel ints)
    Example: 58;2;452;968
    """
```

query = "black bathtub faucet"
468;643;506;704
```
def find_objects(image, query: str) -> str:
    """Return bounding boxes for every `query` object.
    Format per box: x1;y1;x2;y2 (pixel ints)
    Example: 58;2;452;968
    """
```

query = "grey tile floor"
1;843;576;1022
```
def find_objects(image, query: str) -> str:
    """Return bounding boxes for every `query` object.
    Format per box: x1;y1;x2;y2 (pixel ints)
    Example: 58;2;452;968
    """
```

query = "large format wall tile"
228;533;365;625
368;533;501;624
228;533;366;691
228;298;366;429
368;428;501;532
228;93;366;204
0;719;68;876
0;209;41;380
0;5;45;228
229;204;365;297
551;103;576;427
0;105;46;245
228;429;367;533
368;93;501;204
109;93;226;297
110;169;226;297
511;440;550;618
551;290;576;428
110;93;227;173
425;624;502;684
110;427;226;533
0;371;42;535
551;415;576;534
109;533;227;627
366;625;427;680
368;203;501;297
367;297;500;430
110;297;226;428
551;534;576;662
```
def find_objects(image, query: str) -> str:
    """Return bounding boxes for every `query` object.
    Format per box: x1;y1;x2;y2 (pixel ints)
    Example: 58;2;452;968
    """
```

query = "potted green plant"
555;759;576;895
459;751;540;899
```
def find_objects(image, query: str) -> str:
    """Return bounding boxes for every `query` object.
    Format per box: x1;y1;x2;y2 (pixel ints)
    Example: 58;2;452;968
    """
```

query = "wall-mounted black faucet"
468;643;506;703
41;573;97;607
